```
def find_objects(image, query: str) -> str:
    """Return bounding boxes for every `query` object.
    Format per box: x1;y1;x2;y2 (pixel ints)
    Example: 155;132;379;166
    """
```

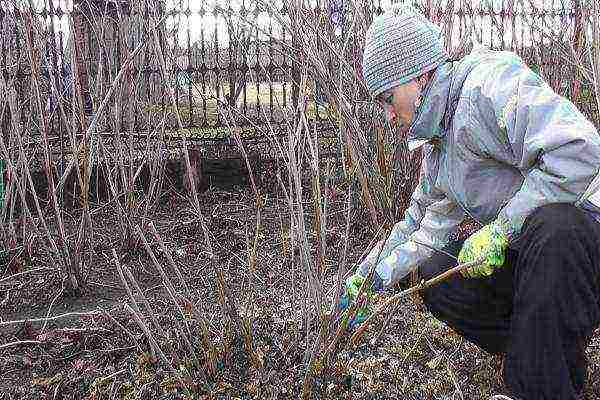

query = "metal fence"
1;0;598;156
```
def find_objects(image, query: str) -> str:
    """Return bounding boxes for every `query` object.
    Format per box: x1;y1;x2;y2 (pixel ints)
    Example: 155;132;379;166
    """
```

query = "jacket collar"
406;49;499;148
406;61;454;145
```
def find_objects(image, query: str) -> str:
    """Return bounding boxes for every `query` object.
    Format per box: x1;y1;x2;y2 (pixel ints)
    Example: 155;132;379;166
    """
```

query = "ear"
417;73;429;88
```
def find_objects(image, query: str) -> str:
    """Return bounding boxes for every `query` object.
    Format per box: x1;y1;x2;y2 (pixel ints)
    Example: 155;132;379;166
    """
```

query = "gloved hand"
458;219;509;278
338;273;383;328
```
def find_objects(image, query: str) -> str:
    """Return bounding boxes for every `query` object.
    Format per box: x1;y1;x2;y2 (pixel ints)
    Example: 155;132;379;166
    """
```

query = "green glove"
458;219;509;278
339;274;383;328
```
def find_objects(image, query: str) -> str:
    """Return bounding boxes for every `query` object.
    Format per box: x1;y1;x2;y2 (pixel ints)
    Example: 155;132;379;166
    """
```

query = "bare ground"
0;187;599;400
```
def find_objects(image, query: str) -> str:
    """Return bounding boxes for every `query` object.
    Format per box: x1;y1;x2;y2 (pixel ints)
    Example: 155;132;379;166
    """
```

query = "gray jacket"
359;49;600;287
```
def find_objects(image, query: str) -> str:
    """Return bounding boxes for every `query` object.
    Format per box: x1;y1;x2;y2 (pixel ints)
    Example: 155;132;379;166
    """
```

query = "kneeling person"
346;4;600;400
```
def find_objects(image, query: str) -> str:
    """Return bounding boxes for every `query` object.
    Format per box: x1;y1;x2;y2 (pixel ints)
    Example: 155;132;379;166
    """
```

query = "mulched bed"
1;186;599;400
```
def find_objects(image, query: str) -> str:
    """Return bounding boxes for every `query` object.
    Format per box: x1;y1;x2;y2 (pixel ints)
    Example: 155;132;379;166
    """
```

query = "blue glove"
338;273;383;328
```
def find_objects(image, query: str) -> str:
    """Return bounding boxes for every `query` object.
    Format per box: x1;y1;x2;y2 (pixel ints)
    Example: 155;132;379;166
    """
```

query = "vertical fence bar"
115;11;125;134
254;24;260;122
174;10;181;130
47;0;64;184
281;2;288;110
132;3;139;134
518;0;524;56
200;26;208;127
487;0;493;49
213;5;220;127
186;7;193;129
268;7;274;123
227;4;233;109
291;14;299;111
58;30;67;189
241;0;249;121
144;1;151;133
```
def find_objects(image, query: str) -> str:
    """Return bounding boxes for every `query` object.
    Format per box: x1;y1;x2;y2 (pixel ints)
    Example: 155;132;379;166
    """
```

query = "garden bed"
1;187;599;400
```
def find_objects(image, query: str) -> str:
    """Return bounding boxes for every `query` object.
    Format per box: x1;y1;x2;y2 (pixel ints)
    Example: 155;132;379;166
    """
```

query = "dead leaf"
32;373;63;386
426;355;443;370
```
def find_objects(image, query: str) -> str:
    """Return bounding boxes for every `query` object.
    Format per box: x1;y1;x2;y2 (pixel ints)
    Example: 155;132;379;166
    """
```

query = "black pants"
420;204;600;400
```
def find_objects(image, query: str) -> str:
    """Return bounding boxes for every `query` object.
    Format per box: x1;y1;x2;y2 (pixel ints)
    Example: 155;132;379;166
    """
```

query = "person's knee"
521;203;592;242
514;204;600;331
529;202;590;224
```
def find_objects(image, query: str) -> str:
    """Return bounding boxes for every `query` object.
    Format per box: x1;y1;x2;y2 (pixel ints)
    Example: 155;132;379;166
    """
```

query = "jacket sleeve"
471;55;600;238
358;145;466;287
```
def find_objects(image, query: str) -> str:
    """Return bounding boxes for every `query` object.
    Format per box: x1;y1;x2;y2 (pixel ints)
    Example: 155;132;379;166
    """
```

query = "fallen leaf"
32;373;63;386
426;355;443;370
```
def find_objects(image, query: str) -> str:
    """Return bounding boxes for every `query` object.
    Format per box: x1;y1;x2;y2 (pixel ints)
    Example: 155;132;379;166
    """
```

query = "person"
342;4;600;400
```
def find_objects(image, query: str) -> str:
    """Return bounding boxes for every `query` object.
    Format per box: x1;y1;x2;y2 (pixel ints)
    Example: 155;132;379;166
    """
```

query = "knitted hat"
362;4;448;98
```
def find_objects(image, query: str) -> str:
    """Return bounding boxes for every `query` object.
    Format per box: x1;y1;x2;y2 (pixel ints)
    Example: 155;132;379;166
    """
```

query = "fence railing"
1;0;598;157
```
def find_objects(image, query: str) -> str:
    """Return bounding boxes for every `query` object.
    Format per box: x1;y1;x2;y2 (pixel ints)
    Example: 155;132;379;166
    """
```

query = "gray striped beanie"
362;4;448;98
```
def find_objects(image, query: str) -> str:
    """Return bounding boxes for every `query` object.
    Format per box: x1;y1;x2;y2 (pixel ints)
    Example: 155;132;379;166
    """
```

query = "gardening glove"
458;219;509;278
338;273;383;328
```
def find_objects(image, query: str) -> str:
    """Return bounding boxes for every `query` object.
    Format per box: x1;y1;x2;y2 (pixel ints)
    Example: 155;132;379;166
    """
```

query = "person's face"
376;75;428;135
